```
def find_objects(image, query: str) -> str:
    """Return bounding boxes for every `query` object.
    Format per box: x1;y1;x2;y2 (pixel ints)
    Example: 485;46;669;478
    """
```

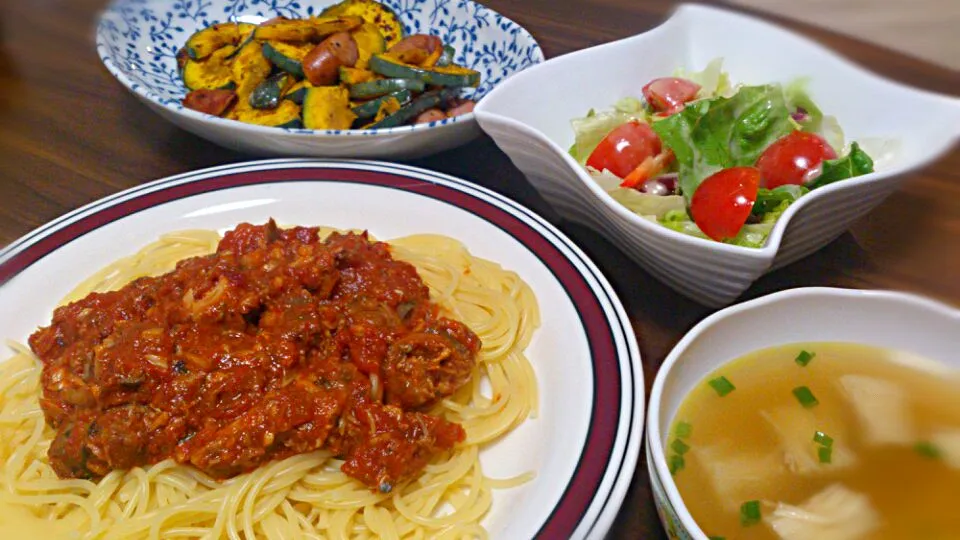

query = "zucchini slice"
369;54;480;87
351;89;412;120
320;0;404;49
283;80;313;104
371;96;403;123
229;99;303;128
185;23;241;60
339;66;376;85
262;41;315;77
368;88;458;129
436;45;456;67
253;16;363;42
348;78;425;99
350;21;386;69
181;45;236;91
231;41;273;97
302;87;357;130
250;73;294;109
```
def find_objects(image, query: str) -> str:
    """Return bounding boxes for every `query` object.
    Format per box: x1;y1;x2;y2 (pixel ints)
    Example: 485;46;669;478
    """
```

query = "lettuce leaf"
752;185;808;216
809;142;874;189
651;84;794;203
657;209;773;248
674;58;732;100
608;188;685;220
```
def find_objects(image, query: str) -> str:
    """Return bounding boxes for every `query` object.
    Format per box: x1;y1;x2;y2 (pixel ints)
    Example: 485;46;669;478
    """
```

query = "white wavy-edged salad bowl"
96;0;543;158
475;3;960;307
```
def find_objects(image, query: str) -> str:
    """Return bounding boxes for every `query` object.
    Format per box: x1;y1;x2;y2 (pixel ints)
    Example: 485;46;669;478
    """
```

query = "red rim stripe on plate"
0;166;621;537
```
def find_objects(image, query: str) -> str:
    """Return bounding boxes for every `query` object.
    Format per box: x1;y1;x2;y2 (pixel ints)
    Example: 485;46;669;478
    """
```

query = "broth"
668;342;960;540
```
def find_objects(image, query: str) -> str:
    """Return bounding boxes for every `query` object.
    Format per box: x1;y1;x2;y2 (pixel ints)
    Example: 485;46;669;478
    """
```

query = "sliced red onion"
791;106;809;123
639;173;679;196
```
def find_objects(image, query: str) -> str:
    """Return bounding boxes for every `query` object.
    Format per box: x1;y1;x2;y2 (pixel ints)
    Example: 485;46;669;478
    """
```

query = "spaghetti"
0;226;540;539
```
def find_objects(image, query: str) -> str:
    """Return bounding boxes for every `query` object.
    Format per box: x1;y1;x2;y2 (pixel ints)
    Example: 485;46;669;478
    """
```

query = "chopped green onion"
915;441;942;460
675;421;693;439
709;376;736;397
795;350;816;367
813;431;834;448
740;500;762;526
818;446;833;464
669;453;685;475
792;386;819;408
671;438;690;455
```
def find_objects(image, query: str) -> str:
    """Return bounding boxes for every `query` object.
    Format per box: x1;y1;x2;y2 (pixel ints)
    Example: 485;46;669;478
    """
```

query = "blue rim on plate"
0;159;644;539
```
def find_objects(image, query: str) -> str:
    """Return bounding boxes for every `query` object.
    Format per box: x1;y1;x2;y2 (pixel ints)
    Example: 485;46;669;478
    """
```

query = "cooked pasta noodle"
0;228;540;539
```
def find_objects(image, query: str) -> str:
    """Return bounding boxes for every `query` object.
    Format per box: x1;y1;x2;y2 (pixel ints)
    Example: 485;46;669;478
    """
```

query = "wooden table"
1;0;958;537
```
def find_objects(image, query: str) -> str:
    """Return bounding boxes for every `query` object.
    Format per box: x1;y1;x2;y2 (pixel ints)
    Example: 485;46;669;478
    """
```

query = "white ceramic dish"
95;0;543;159
475;3;960;307
646;287;960;538
0;159;643;539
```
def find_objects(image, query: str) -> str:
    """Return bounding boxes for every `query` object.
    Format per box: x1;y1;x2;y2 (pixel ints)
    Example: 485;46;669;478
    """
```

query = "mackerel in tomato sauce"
28;221;479;491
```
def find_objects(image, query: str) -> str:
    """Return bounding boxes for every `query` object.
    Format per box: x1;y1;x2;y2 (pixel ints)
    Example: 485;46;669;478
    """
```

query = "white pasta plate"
475;3;960;307
0;159;643;539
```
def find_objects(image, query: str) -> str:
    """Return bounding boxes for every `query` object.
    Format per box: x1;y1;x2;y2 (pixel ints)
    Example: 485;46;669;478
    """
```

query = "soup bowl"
474;3;960;307
645;287;960;538
96;0;543;158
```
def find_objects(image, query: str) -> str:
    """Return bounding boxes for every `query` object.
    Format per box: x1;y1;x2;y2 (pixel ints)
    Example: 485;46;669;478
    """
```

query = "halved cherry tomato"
756;131;837;188
586;121;662;179
690;167;761;242
642;77;701;114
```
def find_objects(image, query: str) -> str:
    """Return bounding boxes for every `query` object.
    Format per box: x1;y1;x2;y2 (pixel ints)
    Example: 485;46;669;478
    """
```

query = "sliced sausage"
302;32;358;86
414;108;446;124
182;89;237;116
445;99;475;118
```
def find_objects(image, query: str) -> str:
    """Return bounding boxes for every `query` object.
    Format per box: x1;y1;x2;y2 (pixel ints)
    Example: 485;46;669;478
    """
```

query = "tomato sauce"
28;221;480;491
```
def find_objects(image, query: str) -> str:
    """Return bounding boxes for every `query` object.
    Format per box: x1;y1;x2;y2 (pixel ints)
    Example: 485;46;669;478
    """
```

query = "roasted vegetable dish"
177;0;480;130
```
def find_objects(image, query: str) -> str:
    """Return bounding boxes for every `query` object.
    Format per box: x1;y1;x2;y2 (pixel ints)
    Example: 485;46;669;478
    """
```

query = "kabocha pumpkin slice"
302;87;356;130
250;73;294;109
320;0;404;48
338;66;376;85
253;16;363;42
348;78;425;99
227;22;258;58
351;89;411;120
230;99;303;128
232;41;272;98
368;87;458;129
262;41;315;77
350;22;386;69
369;54;480;87
185;23;241;60
181;45;236;91
282;80;313;104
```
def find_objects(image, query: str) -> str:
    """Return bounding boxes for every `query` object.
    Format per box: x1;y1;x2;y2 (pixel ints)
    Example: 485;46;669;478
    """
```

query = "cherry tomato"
586;121;662;179
642;77;701;114
690;167;761;242
756;131;837;188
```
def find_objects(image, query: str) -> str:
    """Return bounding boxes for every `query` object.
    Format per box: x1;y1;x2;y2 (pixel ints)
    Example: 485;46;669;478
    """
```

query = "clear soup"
668;342;960;540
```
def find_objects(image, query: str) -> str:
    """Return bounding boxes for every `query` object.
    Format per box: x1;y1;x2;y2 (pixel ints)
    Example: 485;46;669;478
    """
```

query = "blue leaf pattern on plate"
96;0;544;131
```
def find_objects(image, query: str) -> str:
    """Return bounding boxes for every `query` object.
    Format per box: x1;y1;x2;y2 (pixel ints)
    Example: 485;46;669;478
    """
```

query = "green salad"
570;60;875;247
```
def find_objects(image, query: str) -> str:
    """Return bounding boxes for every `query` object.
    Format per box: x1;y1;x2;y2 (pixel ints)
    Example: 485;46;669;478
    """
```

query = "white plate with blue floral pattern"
96;0;543;158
